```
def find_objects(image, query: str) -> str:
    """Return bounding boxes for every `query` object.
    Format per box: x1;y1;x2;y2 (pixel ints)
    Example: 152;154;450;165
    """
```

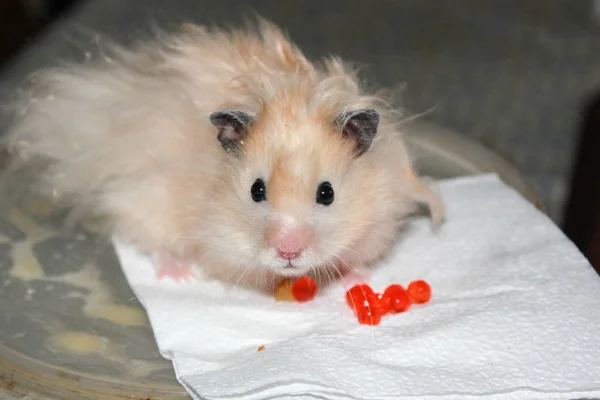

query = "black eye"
316;182;334;206
251;178;267;202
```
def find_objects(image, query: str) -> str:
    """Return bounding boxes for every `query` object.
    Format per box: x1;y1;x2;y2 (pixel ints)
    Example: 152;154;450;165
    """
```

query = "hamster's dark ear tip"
209;111;224;126
337;109;380;157
209;109;253;130
210;109;254;154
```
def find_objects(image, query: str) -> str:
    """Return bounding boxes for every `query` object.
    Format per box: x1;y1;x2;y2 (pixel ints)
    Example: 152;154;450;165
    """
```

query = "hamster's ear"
337;109;380;157
210;109;254;155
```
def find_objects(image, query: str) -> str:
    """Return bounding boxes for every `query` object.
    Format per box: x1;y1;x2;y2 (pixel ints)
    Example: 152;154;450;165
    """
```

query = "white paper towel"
114;174;600;400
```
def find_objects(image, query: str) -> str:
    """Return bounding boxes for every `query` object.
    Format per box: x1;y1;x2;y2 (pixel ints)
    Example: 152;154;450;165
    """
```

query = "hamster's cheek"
202;206;264;265
310;184;376;266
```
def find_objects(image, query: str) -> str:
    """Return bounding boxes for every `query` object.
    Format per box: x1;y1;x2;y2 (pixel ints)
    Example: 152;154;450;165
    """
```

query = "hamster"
1;18;444;292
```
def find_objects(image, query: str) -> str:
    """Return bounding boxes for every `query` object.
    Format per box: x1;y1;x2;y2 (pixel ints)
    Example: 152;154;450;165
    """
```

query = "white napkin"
114;173;600;400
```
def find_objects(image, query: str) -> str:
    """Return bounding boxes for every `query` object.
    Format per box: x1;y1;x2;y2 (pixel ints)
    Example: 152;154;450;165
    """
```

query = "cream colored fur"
1;18;444;290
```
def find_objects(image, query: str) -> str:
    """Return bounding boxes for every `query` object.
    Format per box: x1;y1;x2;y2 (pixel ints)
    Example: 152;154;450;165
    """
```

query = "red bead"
383;284;412;313
356;306;382;325
367;292;390;316
291;277;318;302
345;284;375;312
407;280;431;304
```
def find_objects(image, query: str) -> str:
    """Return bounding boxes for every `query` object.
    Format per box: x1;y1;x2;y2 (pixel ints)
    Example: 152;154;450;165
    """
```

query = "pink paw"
341;269;371;288
156;253;196;283
157;264;196;282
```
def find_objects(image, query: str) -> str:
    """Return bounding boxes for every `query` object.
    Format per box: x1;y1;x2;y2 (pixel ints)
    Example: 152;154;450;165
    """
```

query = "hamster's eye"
316;182;334;206
251;178;267;202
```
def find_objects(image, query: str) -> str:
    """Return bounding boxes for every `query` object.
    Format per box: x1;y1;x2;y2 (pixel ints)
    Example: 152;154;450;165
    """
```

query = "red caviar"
367;292;391;316
345;284;374;311
345;279;431;326
383;284;413;313
291;276;319;302
356;307;382;325
407;280;432;304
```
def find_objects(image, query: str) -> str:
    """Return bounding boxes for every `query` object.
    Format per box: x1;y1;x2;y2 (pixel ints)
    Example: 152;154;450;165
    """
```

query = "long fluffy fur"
1;18;443;289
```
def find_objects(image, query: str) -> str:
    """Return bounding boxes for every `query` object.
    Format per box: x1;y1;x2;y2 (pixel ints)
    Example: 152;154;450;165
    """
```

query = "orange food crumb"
274;278;295;302
257;345;266;352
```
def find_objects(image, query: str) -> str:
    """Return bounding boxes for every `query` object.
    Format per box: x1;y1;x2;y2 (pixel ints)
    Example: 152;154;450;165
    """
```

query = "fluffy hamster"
2;18;444;291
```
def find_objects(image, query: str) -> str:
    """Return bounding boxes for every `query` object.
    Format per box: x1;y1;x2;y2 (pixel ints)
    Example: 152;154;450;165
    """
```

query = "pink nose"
266;221;313;261
276;232;305;259
278;250;300;260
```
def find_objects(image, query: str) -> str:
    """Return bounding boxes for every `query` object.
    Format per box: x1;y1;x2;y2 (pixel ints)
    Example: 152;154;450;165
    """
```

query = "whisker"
321;265;334;287
308;245;334;286
332;243;366;258
269;271;277;292
326;259;346;287
324;249;354;274
233;262;254;290
320;239;369;260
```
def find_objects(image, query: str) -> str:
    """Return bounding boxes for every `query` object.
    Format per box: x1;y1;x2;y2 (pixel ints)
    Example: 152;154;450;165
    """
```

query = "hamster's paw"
157;265;195;282
156;253;196;283
340;267;371;288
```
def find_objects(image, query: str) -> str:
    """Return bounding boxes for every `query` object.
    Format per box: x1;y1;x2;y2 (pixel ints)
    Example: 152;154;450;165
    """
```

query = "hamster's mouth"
275;261;309;277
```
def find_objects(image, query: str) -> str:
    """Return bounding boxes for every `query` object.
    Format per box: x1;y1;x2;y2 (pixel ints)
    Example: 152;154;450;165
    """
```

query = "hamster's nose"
276;233;305;260
266;220;313;261
278;250;300;260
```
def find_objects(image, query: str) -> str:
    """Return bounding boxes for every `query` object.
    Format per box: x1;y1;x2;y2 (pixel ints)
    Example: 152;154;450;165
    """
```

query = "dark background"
0;0;76;66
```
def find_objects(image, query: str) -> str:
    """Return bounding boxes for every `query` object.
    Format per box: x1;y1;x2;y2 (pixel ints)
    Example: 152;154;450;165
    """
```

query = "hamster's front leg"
155;252;196;282
337;263;372;288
